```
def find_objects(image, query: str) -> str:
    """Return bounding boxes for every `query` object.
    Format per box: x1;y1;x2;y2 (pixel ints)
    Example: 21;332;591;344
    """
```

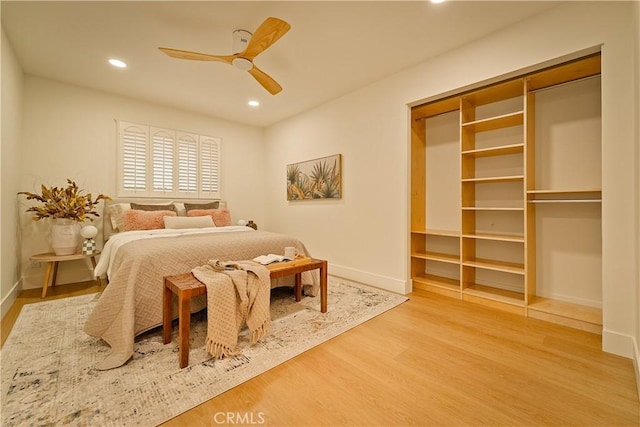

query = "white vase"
50;219;82;255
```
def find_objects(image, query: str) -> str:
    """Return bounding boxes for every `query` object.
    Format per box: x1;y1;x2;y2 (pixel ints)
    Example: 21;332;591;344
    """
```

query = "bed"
83;199;318;370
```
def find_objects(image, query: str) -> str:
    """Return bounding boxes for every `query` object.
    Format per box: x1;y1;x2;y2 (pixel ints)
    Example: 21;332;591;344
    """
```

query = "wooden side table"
30;252;102;298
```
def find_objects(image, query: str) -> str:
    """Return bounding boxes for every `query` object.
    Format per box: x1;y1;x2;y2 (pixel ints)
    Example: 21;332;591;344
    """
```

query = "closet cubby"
410;53;602;332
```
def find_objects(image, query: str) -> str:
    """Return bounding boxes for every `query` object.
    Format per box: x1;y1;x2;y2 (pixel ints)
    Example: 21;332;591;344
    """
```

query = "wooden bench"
163;257;328;368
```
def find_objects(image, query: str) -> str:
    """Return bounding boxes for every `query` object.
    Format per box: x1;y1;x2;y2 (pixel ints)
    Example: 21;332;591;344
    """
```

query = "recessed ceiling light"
431;0;446;3
248;100;260;107
108;58;127;68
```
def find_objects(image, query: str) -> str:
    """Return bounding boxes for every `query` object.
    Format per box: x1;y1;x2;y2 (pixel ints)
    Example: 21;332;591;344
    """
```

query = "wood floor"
2;281;639;426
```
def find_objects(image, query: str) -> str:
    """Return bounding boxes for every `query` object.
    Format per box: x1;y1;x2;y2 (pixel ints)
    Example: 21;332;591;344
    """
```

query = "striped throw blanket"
191;260;271;359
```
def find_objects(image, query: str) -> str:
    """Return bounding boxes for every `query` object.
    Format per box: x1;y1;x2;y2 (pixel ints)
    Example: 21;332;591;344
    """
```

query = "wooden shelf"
462;175;524;183
462;78;524;106
411;273;460;299
529;199;601;204
463;258;525;275
411;229;460;237
526;54;601;92
462;143;524;158
413;271;461;299
462;207;524;211
412;251;460;264
462;111;524;133
462;232;524;243
527;297;602;334
412;97;460;121
463;284;525;306
413;273;459;290
527;189;601;195
528;297;601;324
527;189;601;203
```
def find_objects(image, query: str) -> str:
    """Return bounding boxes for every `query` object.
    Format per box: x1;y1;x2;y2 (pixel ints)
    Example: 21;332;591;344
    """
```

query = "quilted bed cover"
83;227;316;370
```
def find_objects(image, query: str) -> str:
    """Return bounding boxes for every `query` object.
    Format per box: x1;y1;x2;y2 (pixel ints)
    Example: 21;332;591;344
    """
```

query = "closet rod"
528;74;600;94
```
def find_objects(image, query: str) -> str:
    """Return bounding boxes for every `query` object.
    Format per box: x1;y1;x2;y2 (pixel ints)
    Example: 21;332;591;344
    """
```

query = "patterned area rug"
1;278;407;426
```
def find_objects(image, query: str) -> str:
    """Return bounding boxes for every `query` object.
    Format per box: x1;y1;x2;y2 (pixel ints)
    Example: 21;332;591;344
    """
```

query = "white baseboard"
1;278;22;320
602;328;636;359
328;263;409;294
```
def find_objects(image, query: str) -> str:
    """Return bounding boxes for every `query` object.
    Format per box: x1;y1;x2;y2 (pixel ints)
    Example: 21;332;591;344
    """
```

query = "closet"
410;53;602;333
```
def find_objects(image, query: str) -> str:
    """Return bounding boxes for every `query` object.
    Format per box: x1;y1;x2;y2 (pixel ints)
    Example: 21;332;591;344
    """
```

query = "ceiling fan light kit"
232;57;253;71
159;17;290;95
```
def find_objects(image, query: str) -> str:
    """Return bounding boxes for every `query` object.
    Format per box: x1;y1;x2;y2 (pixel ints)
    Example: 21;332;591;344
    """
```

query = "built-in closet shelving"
410;53;602;333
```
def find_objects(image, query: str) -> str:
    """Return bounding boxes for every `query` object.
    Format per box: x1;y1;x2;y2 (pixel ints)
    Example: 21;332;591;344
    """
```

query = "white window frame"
117;120;221;199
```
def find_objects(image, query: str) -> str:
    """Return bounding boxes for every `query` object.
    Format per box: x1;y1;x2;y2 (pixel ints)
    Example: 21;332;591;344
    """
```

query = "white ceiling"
1;1;560;127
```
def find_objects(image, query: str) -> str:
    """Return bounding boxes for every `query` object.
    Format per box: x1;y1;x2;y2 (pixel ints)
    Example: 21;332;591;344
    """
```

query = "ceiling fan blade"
247;65;283;95
241;17;291;60
158;47;235;65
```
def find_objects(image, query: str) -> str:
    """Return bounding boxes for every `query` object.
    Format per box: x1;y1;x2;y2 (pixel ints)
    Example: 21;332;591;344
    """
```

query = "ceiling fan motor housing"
232;29;252;54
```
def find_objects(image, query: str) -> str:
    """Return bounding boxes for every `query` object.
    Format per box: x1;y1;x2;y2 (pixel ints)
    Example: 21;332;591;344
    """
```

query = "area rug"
1;278;407;426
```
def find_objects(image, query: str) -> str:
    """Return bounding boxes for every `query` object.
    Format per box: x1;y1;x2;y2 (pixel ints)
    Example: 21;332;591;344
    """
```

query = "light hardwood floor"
2;282;639;426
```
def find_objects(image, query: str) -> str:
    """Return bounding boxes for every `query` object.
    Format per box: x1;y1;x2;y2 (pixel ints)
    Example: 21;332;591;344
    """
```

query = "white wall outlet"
30;261;41;269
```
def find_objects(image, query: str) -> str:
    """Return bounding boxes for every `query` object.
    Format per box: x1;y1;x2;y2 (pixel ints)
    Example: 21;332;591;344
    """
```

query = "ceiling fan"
159;17;290;95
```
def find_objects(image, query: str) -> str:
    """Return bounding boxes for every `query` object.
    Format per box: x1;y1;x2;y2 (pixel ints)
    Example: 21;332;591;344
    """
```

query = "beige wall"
1;28;24;317
263;2;639;360
18;77;266;289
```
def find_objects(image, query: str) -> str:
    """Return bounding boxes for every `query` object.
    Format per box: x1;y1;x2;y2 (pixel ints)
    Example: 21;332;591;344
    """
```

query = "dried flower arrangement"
19;179;111;222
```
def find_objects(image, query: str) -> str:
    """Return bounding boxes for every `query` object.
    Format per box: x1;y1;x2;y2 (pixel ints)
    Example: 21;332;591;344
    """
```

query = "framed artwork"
287;154;342;200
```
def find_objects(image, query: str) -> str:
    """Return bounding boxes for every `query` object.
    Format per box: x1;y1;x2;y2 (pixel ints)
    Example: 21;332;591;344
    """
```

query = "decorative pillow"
108;203;131;232
173;202;187;217
123;209;177;231
184;201;220;213
130;202;177;213
164;215;215;229
187;208;232;227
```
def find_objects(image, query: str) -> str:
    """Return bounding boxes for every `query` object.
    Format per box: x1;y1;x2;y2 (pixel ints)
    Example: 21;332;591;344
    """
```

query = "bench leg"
178;292;191;369
320;260;328;313
294;273;302;302
163;281;172;345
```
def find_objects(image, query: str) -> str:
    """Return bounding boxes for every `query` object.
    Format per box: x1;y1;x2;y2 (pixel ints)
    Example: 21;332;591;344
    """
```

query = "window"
117;121;221;198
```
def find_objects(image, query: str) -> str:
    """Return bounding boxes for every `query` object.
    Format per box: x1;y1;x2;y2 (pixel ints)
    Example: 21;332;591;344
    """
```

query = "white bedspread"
95;226;252;278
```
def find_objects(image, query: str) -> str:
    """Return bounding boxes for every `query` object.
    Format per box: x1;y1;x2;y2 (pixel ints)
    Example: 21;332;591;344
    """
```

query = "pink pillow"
123;209;177;231
187;208;232;227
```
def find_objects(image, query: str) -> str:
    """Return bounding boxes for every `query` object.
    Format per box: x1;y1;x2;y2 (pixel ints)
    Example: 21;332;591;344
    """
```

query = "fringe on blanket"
251;318;270;345
206;338;239;359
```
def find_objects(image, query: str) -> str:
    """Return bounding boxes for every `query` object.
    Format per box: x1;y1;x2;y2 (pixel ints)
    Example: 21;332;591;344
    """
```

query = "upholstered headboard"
102;198;226;241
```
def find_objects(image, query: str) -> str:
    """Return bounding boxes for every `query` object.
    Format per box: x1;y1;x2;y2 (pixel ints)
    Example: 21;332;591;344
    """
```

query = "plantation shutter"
117;120;222;198
177;132;198;196
119;122;149;194
151;128;174;194
199;136;221;198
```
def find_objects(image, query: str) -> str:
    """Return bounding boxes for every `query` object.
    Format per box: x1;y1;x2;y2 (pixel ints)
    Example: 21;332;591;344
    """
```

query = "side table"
29;252;102;298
